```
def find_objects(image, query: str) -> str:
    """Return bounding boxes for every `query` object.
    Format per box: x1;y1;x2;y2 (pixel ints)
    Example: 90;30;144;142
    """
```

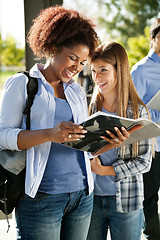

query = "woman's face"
91;59;117;96
51;44;89;82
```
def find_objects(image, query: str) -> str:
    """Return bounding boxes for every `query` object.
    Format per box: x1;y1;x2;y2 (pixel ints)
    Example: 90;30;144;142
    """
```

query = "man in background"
131;18;160;240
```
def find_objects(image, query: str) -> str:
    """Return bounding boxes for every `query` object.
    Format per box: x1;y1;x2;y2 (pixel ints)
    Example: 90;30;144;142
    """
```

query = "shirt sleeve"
0;74;28;150
112;106;152;181
131;65;147;100
131;65;160;123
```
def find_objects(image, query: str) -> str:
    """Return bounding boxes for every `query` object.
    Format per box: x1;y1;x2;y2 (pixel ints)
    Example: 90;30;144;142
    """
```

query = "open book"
147;89;160;111
63;111;160;153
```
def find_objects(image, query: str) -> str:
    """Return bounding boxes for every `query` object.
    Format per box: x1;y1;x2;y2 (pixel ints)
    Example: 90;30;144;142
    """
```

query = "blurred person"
131;18;160;240
78;63;93;95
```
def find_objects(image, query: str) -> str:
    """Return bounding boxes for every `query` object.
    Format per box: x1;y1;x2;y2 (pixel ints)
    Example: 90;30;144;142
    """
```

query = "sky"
0;0;25;47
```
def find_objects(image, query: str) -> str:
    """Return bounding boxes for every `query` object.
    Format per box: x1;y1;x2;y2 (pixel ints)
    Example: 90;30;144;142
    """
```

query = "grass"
0;72;17;99
0;71;17;88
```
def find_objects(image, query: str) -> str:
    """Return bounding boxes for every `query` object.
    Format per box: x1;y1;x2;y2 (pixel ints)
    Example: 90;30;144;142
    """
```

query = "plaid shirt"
113;105;152;212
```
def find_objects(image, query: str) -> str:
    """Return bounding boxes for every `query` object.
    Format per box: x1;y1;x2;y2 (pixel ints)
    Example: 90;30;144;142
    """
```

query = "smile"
98;82;107;88
65;69;77;78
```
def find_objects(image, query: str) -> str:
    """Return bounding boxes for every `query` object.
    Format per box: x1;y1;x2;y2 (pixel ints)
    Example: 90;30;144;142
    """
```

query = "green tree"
1;35;25;66
0;33;5;66
126;26;150;68
98;0;160;45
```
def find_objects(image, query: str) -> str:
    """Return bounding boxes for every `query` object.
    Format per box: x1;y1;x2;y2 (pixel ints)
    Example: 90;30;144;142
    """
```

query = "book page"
63;111;160;153
147;89;160;111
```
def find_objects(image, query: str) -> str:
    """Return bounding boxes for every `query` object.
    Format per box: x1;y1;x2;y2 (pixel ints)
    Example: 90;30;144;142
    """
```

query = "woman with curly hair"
0;6;136;240
86;42;153;240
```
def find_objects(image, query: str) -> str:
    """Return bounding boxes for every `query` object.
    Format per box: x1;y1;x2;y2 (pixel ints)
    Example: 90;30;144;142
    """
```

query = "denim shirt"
131;49;160;150
0;64;94;197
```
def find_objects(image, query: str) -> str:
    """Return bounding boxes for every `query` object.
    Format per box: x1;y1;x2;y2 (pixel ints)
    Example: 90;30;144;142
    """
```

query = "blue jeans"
15;189;93;240
87;195;144;240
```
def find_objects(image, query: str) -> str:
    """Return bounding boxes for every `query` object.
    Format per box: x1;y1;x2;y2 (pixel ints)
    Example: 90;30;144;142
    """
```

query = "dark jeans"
143;151;160;240
15;189;93;240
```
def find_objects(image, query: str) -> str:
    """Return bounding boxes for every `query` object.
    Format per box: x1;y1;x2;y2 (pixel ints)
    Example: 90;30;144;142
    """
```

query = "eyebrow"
99;66;106;68
91;65;106;69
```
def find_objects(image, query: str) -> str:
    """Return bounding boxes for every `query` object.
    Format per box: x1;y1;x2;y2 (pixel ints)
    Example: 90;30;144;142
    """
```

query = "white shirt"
0;64;94;197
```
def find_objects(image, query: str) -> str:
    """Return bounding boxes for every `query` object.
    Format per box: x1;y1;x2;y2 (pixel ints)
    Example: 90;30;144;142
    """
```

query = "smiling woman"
87;41;152;240
0;5;100;240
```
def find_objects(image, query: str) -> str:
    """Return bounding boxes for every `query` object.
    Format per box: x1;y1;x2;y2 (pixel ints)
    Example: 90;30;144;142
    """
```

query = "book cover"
63;111;160;153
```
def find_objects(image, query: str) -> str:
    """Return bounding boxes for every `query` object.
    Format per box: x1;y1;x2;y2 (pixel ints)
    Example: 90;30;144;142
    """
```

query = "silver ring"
68;134;72;139
114;138;119;142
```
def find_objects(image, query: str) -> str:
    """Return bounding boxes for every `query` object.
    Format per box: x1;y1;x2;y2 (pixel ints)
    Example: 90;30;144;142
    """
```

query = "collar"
29;63;75;89
148;49;160;62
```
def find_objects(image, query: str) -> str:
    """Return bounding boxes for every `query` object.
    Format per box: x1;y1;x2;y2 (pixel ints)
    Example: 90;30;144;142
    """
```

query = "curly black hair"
27;5;100;59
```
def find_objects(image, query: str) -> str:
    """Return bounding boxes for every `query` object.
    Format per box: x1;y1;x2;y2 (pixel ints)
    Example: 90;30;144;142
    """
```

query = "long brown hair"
89;42;150;157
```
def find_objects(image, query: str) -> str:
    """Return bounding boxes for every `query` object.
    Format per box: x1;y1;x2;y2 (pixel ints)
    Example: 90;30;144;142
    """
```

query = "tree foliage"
126;26;150;68
0;35;25;66
98;0;160;45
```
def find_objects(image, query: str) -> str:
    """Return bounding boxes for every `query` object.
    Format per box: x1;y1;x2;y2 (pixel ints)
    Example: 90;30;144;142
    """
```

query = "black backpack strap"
0;72;38;231
18;71;38;130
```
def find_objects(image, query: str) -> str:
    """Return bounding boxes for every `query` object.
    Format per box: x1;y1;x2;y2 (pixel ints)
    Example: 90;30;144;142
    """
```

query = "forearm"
91;157;115;176
17;129;51;150
113;142;152;180
17;121;87;150
95;165;115;176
